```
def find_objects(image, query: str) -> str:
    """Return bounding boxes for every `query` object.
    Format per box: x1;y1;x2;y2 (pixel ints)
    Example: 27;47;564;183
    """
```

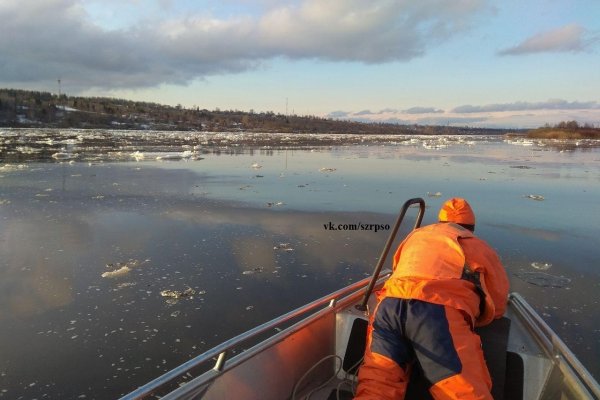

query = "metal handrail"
121;275;379;400
509;293;600;399
357;197;425;311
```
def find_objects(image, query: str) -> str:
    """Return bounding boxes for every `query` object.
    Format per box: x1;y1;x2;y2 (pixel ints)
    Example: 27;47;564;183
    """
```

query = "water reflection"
489;223;562;241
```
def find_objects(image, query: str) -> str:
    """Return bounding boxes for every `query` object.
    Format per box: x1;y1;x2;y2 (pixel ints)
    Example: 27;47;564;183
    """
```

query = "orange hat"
438;198;476;226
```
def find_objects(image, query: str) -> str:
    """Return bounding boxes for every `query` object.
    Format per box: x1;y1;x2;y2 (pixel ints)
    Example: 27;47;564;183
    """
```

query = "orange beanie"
438;198;476;226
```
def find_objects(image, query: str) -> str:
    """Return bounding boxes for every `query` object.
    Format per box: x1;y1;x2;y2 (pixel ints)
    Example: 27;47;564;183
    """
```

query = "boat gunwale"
509;292;600;399
120;274;389;400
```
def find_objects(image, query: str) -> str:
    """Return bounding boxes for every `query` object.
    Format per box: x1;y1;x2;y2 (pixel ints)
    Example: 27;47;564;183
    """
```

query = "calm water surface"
0;130;599;398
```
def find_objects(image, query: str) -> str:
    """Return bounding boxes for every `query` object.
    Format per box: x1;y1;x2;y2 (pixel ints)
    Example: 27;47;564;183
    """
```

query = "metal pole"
356;198;425;311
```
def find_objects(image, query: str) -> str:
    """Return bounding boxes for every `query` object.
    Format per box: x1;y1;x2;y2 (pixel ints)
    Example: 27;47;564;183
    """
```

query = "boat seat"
338;316;512;399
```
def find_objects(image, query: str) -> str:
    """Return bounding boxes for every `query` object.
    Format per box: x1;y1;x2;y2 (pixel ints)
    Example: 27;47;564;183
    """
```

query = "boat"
121;198;600;400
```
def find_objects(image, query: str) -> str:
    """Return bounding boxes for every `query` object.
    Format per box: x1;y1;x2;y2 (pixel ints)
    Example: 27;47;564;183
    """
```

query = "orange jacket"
381;223;508;326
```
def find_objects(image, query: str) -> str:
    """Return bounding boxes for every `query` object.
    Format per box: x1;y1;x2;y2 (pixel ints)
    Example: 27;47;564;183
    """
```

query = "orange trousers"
355;298;492;400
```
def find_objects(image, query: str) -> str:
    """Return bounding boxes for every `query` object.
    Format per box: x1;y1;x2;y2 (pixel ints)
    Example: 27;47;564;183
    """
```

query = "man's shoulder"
420;222;474;237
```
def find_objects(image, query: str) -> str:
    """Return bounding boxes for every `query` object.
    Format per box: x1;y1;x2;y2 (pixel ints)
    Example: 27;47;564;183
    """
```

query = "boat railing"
357;197;425;311
121;274;386;400
510;292;600;399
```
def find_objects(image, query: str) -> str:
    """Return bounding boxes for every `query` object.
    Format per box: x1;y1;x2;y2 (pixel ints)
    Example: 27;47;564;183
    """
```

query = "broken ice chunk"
524;194;545;201
273;243;294;252
101;266;131;278
160;287;196;299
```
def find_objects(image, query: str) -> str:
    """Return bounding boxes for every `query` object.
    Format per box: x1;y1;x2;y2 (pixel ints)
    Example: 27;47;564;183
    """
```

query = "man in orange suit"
355;198;509;400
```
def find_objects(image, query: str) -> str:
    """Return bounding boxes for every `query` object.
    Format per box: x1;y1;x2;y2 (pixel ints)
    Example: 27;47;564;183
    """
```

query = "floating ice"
251;162;262;169
531;262;552;270
0;164;27;172
130;151;145;161
524;194;545;201
242;267;264;275
115;282;137;290
51;152;77;160
427;192;442;198
514;271;571;288
101;266;131;278
319;167;336;173
160;287;196;299
273;243;294;252
156;154;182;161
102;259;147;278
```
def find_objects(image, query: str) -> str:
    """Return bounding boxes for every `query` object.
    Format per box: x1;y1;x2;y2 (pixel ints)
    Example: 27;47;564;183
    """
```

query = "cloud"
0;0;487;90
377;108;399;114
452;99;600;113
403;106;444;114
328;111;351;118
499;24;597;55
414;116;488;125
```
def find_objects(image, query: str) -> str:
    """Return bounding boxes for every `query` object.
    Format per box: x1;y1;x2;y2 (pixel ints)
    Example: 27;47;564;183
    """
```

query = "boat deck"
292;307;515;400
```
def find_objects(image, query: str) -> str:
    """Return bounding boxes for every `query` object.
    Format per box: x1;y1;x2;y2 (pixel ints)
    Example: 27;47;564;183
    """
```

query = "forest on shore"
526;121;600;139
2;88;598;138
0;88;508;135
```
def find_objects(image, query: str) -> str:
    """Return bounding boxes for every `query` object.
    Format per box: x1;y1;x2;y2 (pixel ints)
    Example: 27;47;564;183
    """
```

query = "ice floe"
101;259;148;278
514;271;571;288
524;194;545;201
101;266;131;278
531;262;552;271
242;267;264;275
51;152;78;160
160;287;196;299
273;243;294;252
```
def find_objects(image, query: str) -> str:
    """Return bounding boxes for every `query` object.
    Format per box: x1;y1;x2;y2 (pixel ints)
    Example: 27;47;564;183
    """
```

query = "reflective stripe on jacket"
381;223;508;326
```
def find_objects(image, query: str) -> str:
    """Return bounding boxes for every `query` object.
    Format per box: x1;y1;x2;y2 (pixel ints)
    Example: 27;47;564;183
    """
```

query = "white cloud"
0;0;487;90
499;24;596;55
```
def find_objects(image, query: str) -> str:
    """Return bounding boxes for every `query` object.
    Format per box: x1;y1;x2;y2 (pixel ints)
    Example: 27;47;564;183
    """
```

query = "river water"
0;129;599;398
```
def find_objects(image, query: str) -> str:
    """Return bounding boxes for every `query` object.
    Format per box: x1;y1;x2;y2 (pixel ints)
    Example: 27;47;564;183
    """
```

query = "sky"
1;0;599;129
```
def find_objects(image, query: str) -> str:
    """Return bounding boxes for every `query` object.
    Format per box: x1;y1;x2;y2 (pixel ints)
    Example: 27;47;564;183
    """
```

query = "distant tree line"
528;120;600;139
1;88;509;135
